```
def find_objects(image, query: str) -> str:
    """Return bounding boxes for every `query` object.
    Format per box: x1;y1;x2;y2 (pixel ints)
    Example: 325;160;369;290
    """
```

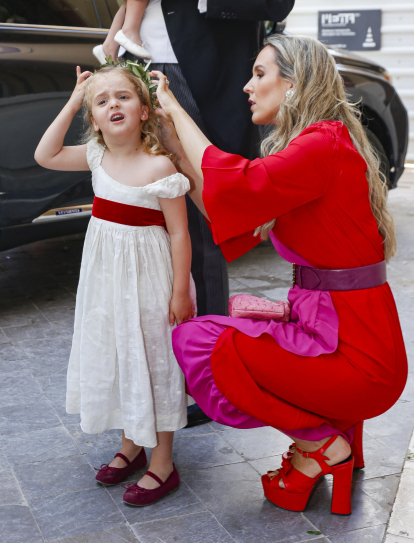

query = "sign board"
318;10;381;51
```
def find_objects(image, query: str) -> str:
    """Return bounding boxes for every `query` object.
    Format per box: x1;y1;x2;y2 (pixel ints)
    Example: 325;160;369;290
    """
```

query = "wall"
285;1;414;162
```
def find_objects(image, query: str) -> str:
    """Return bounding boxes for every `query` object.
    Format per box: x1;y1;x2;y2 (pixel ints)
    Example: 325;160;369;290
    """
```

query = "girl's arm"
158;117;209;218
158;190;194;326
34;66;92;171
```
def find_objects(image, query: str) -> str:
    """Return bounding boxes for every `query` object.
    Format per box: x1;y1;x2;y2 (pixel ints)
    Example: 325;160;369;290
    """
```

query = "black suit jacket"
161;0;295;158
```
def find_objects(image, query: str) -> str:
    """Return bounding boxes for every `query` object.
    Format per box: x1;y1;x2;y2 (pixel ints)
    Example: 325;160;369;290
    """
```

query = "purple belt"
293;260;387;291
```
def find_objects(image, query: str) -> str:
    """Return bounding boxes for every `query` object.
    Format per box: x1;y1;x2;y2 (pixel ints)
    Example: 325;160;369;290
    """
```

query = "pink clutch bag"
228;294;291;322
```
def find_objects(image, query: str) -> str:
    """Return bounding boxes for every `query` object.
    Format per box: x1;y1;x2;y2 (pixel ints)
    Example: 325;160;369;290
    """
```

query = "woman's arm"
151;70;212;216
34;66;92;171
159;194;195;326
158;117;209;218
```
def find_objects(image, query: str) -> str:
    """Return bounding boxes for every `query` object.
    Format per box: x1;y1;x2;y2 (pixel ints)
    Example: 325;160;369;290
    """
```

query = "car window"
0;0;120;29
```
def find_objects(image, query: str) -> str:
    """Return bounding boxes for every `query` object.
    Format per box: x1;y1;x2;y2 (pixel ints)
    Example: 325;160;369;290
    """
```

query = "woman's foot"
269;435;351;488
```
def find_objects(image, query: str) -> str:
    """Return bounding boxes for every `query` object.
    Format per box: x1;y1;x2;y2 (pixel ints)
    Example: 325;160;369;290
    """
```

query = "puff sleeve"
86;139;105;171
144;173;190;199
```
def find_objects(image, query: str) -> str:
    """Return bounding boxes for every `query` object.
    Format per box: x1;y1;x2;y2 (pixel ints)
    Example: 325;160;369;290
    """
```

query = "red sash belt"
92;196;167;229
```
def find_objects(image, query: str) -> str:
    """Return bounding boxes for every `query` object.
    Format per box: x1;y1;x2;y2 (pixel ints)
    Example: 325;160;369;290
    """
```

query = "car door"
0;0;118;236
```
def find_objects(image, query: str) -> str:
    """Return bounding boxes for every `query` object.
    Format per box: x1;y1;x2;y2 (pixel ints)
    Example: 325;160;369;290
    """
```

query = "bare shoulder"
149;154;177;182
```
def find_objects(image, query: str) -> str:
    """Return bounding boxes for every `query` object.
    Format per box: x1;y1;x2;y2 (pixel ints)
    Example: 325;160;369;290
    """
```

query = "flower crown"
98;57;158;108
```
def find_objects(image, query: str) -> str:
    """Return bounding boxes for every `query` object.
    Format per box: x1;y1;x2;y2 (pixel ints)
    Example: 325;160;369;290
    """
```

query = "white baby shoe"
114;30;152;60
92;44;107;65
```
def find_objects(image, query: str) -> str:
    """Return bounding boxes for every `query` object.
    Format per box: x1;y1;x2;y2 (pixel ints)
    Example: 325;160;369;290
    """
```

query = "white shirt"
140;0;207;64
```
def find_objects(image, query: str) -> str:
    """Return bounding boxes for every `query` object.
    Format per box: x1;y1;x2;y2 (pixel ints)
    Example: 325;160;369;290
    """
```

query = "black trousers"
151;62;229;317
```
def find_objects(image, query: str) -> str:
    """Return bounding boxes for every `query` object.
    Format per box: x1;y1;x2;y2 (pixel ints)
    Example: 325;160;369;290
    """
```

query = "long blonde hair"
255;34;396;261
82;65;172;160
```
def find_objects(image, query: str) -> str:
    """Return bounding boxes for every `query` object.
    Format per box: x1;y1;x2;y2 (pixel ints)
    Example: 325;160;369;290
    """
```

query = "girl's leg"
122;0;149;46
109;430;142;468
137;431;174;489
102;2;126;59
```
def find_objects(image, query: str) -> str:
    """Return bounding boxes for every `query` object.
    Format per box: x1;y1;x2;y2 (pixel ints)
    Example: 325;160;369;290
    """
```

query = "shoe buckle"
301;451;310;458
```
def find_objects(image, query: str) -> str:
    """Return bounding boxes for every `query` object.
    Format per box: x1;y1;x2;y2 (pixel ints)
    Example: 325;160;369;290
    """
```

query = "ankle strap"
114;453;130;466
296;435;339;475
145;470;164;486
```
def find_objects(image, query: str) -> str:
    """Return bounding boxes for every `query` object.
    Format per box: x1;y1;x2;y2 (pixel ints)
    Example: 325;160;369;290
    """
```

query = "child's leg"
122;0;149;46
137;431;174;489
109;430;142;468
102;2;126;59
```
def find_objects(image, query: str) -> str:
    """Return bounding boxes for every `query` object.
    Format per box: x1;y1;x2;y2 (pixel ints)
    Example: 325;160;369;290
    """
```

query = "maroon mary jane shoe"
122;465;180;506
95;448;147;486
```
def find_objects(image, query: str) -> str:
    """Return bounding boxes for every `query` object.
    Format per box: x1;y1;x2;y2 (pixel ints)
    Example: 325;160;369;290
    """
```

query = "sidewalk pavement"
0;169;413;543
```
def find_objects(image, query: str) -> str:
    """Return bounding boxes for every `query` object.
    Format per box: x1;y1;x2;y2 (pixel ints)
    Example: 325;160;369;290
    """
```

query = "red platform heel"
351;421;365;469
262;435;354;515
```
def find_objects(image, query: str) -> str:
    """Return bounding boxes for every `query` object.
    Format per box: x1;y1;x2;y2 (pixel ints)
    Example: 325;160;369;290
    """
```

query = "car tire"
364;128;391;188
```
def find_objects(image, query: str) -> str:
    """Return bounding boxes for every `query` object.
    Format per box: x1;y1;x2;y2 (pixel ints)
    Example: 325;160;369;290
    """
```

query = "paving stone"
52;523;139;542
357;474;401;512
0;357;28;374
173;432;243;472
39;305;77;326
0;328;10;344
0;466;25;506
248;454;282;476
329;524;386;542
14;454;95;501
364;400;414;441
175;422;217;439
14;336;71;360
66;423;122;454
0;426;80;466
131;511;234;543
378;431;412;458
0;398;61;435
0;342;22;362
0;505;43;543
0;369;45;409
303;477;389;536
110;478;205;523
29;487;125;541
0;300;48;328
384;535;414;543
400;371;414;402
220;427;291;461
182;462;320;543
387;462;414;540
36;372;68;405
2;322;59;342
24;355;68;379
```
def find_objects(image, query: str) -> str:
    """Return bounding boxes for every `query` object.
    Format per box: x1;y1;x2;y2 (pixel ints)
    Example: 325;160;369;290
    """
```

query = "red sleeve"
202;124;337;253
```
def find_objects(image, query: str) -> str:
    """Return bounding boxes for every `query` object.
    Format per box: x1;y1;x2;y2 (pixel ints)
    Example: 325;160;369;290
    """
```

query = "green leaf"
407;452;414;459
306;531;322;535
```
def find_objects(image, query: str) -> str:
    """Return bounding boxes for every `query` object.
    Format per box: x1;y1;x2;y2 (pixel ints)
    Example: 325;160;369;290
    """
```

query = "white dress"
66;139;196;448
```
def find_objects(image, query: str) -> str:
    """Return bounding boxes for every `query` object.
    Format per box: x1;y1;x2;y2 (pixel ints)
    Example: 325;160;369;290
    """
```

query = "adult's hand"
158;116;182;157
150;70;182;120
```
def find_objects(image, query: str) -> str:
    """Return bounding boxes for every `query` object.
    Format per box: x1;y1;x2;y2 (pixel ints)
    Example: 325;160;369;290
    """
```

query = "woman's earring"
285;89;294;100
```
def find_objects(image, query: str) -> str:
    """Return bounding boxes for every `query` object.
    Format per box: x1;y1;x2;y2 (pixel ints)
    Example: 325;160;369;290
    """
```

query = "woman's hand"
150;70;182;120
169;292;195;326
68;66;93;112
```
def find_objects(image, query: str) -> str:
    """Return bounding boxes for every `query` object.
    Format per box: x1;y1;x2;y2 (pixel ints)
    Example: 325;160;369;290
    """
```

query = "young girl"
93;0;151;64
35;63;196;506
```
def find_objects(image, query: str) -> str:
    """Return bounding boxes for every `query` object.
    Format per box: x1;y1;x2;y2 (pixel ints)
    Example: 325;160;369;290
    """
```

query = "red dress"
173;121;407;438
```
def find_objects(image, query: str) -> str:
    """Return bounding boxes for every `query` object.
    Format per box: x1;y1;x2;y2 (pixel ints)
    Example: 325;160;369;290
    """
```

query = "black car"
0;1;409;252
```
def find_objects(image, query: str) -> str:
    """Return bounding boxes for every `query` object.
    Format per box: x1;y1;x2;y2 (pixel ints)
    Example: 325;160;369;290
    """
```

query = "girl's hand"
150;70;182;120
169;292;195;326
68;66;93;112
